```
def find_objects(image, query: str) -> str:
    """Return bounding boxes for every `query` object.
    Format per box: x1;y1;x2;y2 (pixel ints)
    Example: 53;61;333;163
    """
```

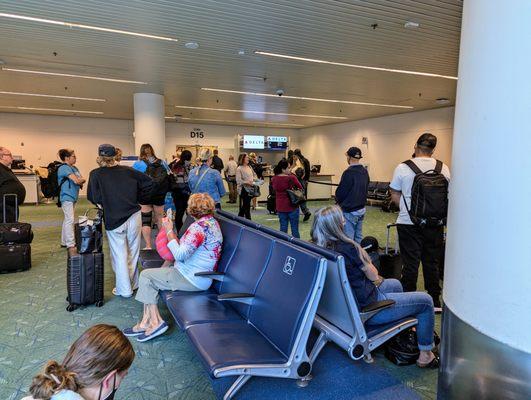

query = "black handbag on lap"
244;185;261;198
286;187;306;206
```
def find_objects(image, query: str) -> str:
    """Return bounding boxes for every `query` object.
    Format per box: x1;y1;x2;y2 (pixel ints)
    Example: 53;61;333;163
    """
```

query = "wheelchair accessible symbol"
283;256;296;275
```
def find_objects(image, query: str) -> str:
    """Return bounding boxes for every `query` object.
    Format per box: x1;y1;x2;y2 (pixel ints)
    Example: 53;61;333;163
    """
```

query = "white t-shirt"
390;157;451;225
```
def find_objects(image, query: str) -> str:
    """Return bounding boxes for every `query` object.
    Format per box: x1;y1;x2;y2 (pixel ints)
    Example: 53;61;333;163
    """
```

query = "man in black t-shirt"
211;149;224;173
0;147;26;222
87;144;153;298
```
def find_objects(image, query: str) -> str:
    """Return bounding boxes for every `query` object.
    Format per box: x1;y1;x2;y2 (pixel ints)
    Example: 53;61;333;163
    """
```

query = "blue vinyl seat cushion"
364;317;417;338
166;292;242;329
186;321;288;376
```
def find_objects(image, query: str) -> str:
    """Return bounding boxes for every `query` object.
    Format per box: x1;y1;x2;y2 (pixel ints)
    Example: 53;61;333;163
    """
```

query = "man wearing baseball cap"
87;144;153;298
335;146;370;243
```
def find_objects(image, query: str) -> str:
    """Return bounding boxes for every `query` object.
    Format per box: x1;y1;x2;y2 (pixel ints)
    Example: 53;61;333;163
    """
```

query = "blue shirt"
57;164;81;203
132;159;169;174
188;164;226;203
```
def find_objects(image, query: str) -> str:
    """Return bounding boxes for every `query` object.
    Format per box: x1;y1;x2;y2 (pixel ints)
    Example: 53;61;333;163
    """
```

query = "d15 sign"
190;128;205;139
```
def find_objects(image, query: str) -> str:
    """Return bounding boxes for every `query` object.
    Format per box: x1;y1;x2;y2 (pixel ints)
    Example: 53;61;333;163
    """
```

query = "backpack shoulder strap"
403;159;422;175
434;160;443;174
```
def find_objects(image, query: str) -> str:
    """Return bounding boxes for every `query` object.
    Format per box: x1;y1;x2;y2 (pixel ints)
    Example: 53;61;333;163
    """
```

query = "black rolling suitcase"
66;253;104;311
0;194;32;273
378;223;403;279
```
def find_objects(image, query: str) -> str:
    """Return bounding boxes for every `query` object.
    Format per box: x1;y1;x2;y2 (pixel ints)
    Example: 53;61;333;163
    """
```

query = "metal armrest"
360;300;396;323
194;271;225;282
217;292;254;305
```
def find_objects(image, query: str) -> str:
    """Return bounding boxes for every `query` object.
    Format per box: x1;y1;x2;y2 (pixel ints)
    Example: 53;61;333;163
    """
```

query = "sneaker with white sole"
112;288;133;298
136;321;169;342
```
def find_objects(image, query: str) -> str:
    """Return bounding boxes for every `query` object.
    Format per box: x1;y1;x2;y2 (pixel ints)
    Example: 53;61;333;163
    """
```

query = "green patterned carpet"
0;198;439;400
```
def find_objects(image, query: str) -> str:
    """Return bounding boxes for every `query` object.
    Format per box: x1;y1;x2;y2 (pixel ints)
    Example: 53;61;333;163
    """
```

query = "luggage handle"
385;223;399;254
3;194;18;223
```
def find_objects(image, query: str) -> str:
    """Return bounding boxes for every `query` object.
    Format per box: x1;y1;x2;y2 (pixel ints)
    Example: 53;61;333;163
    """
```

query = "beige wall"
293;107;454;182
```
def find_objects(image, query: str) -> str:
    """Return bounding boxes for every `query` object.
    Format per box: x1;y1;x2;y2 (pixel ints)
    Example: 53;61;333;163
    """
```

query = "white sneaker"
112;288;133;298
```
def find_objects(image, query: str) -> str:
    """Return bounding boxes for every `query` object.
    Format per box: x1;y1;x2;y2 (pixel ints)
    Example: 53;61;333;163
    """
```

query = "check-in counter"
14;171;39;205
256;174;334;203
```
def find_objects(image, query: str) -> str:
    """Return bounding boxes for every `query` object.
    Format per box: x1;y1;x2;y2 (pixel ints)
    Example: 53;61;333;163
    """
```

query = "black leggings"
172;191;189;233
238;189;252;220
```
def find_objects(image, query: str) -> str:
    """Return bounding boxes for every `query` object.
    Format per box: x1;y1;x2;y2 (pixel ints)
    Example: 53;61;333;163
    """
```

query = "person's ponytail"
29;360;78;400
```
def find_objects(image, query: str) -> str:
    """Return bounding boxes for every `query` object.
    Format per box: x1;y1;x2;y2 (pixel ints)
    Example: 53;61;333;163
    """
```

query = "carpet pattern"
0;199;439;400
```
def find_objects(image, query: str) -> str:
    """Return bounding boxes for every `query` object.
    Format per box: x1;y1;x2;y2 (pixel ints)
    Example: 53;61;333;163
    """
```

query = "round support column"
133;93;165;158
438;1;531;399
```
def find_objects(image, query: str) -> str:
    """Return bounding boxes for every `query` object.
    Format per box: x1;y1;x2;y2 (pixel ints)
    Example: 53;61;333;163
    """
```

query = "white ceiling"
0;0;462;127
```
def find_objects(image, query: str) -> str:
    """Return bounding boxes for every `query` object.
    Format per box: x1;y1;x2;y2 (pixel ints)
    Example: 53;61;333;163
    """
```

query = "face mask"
98;374;117;400
184;160;190;166
148;156;156;164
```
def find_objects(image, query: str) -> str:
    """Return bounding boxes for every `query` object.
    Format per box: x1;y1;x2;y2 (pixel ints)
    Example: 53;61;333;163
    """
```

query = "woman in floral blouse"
123;193;223;342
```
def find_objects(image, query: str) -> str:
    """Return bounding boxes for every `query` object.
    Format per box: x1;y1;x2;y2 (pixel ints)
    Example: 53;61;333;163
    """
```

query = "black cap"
346;146;362;159
98;144;116;157
416;133;437;149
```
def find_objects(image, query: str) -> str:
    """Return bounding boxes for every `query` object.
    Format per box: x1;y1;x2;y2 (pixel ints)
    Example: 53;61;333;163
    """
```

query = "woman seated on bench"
311;205;438;368
124;193;223;342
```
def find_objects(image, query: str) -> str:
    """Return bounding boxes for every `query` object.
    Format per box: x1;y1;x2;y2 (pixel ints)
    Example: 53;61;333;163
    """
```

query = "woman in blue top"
23;324;134;400
57;149;86;257
188;148;226;209
132;144;170;249
311;205;439;369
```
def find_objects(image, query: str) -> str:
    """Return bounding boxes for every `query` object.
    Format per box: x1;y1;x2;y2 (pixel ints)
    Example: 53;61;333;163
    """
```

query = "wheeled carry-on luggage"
378;223;403;279
66;253;104;311
0;194;32;273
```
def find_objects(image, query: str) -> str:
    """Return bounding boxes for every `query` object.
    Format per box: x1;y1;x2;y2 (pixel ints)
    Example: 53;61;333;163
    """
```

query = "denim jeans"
343;210;365;243
366;278;435;351
278;209;300;238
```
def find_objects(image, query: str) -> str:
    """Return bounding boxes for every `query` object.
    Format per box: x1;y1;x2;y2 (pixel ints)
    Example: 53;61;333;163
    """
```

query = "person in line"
132;144;169;250
390;133;450;308
57;149;86;257
211;149;224;173
293;149;312;222
114;147;123;164
289;155;312;221
0;146;25;222
169;150;193;232
335;147;369;243
311;205;439;368
271;159;303;238
188;148;226;209
24;324;134;400
223;155;238;204
236;152;257;220
123;193;223;342
88;144;153;298
248;153;263;210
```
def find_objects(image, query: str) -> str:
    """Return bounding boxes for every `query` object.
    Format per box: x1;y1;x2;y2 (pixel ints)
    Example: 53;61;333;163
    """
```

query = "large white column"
133;93;165;158
439;1;531;398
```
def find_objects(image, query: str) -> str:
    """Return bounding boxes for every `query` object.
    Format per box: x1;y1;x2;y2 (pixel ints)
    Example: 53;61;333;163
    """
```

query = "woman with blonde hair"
23;324;135;400
311;205;439;368
123;193;223;342
188;148;226;209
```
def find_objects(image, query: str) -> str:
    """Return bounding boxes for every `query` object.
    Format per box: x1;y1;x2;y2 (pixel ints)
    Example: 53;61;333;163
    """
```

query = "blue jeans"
367;279;435;351
278;209;300;238
343;210;365;243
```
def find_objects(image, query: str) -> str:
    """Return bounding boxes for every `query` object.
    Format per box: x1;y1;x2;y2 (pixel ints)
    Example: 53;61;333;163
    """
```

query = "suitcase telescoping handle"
3;194;18;223
385;223;399;254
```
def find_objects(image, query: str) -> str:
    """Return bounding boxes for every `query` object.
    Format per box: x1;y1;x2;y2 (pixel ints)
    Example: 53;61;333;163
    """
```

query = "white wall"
294;107;455;182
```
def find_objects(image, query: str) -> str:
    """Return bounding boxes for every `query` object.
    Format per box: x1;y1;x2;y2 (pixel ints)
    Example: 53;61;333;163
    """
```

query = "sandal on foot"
416;355;440;369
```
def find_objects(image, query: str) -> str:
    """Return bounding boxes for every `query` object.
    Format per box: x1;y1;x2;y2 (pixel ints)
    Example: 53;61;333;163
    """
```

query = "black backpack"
403;159;448;227
144;159;169;193
41;161;67;199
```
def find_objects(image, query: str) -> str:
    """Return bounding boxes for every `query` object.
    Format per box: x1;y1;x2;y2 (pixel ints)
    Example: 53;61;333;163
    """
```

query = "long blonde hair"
311;205;372;268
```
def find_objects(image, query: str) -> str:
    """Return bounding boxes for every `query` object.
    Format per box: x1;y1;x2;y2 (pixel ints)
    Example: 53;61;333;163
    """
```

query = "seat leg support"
223;374;252;400
308;331;328;364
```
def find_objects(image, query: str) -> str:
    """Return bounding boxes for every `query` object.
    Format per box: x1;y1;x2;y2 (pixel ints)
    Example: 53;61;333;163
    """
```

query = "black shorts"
142;193;166;207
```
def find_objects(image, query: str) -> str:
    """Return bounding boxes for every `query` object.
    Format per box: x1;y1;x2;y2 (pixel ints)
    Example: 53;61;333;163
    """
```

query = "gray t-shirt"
22;389;85;400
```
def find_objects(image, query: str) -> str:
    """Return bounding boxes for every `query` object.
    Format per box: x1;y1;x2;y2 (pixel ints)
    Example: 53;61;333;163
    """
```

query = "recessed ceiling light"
1;67;147;84
0;13;179;42
0;90;105;102
0;106;103;114
185;42;199;49
174;105;347;120
404;21;420;29
238;49;246;55
201;87;413;109
165;116;303;127
254;51;458;80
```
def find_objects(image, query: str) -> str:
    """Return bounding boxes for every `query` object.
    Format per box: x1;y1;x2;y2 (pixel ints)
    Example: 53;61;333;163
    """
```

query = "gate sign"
190;128;205;139
243;135;265;149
